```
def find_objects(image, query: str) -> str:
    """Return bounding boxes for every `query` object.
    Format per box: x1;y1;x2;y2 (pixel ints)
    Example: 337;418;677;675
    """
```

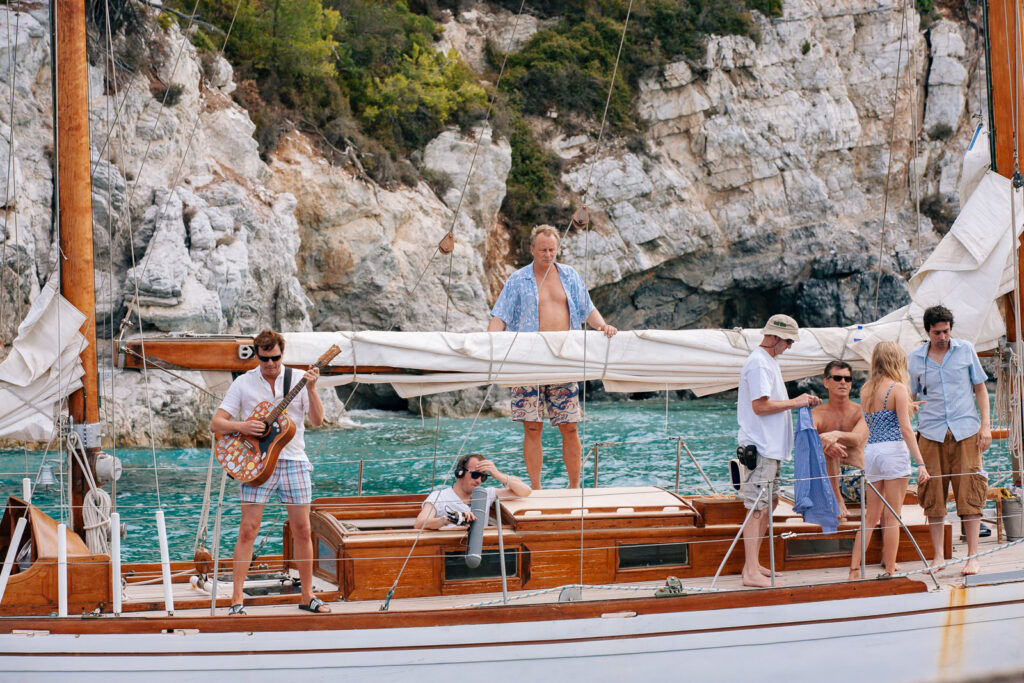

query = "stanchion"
767;480;776;587
57;523;68;617
860;472;867;575
711;486;766;588
110;512;121;615
496;502;509;604
0;517;27;604
155;509;175;615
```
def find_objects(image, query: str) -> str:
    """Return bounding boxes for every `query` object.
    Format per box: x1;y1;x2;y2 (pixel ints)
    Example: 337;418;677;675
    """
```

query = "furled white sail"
0;278;86;440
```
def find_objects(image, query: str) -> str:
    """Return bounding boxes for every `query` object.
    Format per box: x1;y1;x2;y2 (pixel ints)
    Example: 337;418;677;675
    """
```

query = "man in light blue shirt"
488;225;617;489
908;305;991;575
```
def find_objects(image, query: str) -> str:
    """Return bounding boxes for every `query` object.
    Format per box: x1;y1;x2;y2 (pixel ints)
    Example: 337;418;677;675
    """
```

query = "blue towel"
793;407;841;533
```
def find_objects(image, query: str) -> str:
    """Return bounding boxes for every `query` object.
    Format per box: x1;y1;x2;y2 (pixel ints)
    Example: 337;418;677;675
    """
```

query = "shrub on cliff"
493;0;776;131
361;44;487;150
191;0;340;80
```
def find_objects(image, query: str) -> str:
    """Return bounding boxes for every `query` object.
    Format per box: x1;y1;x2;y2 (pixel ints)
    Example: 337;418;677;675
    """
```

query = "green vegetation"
495;0;775;131
915;0;940;29
493;0;776;240
503;115;563;246
921;193;956;235
801;40;811;55
152;0;779;245
168;0;484;182
929;123;953;141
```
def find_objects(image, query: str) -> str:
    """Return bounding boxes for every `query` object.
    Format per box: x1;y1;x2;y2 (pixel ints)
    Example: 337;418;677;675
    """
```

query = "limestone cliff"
0;0;989;444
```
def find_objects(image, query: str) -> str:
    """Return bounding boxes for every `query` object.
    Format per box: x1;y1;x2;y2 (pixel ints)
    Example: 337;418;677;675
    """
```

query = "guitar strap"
283;366;293;396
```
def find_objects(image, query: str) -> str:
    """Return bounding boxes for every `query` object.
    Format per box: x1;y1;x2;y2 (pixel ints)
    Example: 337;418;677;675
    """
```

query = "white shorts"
864;441;911;483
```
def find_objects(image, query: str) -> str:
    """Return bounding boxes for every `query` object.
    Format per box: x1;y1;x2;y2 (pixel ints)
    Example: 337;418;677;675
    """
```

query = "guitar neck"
266;376;308;423
263;345;340;424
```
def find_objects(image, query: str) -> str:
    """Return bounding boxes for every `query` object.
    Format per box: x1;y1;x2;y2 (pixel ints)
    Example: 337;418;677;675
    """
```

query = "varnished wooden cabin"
0;497;112;616
288;487;950;601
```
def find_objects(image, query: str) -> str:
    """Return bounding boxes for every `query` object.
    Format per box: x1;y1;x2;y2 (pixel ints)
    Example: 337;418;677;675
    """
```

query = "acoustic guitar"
215;345;341;486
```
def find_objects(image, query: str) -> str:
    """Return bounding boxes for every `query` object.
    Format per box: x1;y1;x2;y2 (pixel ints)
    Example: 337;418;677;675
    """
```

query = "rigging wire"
101;0;127;499
572;0;635;585
872;0;910;319
383;0;534;604
1;8;22;338
118;0;244;515
906;0;923;267
47;0;68;527
1007;0;1024;480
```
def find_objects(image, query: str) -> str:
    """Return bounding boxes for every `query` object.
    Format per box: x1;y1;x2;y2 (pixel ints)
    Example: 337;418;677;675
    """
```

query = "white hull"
3;581;1023;682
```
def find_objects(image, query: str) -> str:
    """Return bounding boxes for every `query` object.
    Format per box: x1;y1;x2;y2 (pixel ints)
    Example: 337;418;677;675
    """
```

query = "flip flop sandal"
227;604;247;616
299;596;331;614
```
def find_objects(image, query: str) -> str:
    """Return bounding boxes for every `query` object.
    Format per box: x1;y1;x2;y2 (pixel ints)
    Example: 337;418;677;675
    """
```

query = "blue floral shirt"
490;263;595;332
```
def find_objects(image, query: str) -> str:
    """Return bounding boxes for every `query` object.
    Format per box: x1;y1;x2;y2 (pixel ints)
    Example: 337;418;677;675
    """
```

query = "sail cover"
0;279;86;440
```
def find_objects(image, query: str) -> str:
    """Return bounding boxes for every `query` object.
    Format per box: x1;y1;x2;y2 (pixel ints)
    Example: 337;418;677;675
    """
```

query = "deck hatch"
443;549;517;582
617;542;689;569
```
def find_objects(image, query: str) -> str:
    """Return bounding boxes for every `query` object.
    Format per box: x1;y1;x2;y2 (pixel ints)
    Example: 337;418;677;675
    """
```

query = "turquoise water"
1;399;1015;563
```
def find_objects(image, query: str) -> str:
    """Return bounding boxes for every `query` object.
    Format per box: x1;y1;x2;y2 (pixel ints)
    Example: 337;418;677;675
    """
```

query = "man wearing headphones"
414;454;532;530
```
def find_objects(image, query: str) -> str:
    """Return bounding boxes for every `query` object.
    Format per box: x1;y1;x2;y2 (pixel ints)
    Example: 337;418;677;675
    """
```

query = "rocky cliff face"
456;1;982;332
0;0;988;444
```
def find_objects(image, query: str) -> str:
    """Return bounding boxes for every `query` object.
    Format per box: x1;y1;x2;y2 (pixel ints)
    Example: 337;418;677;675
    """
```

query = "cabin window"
786;537;855;558
443;549;517;582
317;539;337;580
617;542;689;570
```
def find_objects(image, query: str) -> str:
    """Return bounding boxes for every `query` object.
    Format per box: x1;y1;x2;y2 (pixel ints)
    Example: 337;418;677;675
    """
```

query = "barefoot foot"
848;568;861;580
963;558;980;576
758;565;781;577
742;569;773;588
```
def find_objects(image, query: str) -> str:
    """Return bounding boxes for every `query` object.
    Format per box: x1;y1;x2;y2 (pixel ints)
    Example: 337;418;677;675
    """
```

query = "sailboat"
1;0;1024;680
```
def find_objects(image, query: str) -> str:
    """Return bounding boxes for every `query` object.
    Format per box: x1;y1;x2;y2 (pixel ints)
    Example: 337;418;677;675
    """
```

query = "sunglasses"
257;354;282;363
829;375;852;383
468;471;488;482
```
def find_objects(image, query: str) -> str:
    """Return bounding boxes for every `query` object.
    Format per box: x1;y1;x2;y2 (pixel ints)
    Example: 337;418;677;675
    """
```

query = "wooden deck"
122;514;1024;618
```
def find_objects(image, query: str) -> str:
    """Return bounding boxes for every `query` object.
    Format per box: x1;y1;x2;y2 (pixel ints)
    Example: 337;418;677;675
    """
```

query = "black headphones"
453;454;473;478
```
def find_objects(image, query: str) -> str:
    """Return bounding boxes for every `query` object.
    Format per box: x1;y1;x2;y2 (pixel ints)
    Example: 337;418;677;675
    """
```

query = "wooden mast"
988;0;1024;485
54;0;100;534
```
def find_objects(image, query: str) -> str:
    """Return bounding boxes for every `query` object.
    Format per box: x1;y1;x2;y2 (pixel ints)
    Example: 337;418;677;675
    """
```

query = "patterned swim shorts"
240;459;313;505
510;383;582;426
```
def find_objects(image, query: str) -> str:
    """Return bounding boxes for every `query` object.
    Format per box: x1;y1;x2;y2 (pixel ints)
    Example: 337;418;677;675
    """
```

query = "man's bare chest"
537;275;568;307
815;404;861;432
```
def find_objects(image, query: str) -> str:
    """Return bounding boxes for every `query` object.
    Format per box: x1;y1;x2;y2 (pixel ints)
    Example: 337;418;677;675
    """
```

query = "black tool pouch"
736;444;758;471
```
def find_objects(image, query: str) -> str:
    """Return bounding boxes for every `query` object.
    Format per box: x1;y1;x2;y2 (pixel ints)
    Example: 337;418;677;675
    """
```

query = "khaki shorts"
741;456;780;511
917;431;987;518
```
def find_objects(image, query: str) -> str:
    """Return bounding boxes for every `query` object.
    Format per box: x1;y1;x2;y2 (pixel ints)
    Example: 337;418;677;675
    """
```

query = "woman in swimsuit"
849;341;930;579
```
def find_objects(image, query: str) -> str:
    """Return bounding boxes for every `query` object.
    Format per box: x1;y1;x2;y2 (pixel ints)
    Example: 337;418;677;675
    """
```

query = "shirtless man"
812;360;868;520
487;225;617;489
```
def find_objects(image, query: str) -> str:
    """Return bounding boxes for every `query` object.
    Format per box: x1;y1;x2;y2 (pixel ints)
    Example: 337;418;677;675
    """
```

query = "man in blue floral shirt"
487;225;617;489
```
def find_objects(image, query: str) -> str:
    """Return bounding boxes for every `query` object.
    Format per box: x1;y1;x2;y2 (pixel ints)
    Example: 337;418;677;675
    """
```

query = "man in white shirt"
737;314;821;587
414;454;532;530
210;329;328;615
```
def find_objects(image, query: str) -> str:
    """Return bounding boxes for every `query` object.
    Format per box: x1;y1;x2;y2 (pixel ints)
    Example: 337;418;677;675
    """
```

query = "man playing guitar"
209;329;330;615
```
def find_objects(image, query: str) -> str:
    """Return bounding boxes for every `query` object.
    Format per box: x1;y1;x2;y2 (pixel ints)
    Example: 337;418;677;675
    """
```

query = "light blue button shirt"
490;263;595;332
909;338;987;442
